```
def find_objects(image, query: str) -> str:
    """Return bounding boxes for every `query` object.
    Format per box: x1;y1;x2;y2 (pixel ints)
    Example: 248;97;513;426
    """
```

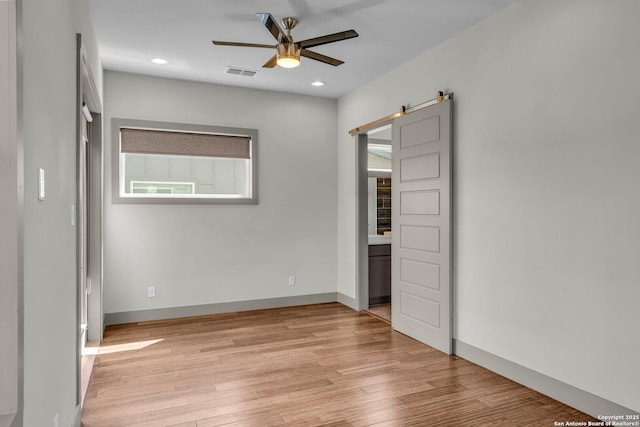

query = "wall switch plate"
288;276;295;286
38;168;45;200
70;204;76;226
147;286;156;298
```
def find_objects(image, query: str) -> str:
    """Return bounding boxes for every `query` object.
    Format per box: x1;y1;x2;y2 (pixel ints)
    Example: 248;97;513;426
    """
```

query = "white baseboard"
337;292;358;310
104;293;338;325
453;339;638;419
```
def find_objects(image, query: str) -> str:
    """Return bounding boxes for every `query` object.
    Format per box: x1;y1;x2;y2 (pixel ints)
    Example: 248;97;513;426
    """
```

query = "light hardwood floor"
365;305;391;324
81;340;100;406
82;303;594;426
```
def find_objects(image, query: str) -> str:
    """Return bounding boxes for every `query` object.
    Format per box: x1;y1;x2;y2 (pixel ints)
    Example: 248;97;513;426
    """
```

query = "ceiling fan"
212;13;358;69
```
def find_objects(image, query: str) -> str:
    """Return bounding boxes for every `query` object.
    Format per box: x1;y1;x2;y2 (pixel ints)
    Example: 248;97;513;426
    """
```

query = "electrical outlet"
288;276;295;286
147;286;156;298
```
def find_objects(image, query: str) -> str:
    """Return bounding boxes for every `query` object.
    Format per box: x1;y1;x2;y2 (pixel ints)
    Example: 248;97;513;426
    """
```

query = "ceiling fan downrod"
280;17;298;43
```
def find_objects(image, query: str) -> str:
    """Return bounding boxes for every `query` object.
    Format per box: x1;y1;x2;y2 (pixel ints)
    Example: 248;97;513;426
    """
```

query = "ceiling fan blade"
300;49;344;66
262;54;278;68
256;13;290;43
212;41;276;49
297;30;358;49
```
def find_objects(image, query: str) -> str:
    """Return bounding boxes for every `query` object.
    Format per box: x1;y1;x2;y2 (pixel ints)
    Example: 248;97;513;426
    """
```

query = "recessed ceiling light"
151;58;168;65
311;81;325;87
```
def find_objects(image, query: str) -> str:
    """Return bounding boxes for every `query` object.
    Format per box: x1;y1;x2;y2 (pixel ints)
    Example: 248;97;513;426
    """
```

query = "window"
112;119;258;204
130;181;195;195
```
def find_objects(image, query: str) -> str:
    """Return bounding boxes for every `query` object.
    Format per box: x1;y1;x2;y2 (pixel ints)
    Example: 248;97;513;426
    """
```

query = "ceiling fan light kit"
212;13;358;69
276;43;301;68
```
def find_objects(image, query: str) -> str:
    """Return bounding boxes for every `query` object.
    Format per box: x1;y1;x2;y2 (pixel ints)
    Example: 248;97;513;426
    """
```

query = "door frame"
75;33;103;406
355;121;393;311
0;0;23;421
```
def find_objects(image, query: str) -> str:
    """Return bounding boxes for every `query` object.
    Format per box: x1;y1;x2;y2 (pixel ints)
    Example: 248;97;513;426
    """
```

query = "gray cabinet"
369;244;391;306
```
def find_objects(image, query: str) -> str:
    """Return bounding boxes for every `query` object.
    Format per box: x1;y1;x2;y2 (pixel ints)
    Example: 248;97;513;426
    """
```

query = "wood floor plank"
81;303;596;426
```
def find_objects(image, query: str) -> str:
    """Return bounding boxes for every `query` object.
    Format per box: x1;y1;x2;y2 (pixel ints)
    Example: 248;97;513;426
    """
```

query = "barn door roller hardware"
348;91;451;135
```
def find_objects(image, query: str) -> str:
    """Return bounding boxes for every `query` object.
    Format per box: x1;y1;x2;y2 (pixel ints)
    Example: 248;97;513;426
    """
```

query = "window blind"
120;128;251;159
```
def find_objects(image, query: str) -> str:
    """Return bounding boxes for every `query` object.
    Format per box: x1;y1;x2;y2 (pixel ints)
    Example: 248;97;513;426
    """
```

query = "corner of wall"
337;292;358;311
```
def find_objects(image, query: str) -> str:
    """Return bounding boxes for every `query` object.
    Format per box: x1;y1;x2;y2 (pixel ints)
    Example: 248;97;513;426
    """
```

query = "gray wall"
337;0;640;412
104;71;338;315
20;0;102;425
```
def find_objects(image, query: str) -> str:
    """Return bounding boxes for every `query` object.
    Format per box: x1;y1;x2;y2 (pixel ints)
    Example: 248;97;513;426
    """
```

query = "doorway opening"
356;123;393;321
76;34;103;408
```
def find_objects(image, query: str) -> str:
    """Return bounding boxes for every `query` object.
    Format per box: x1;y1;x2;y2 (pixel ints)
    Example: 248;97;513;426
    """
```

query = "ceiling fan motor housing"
281;17;298;31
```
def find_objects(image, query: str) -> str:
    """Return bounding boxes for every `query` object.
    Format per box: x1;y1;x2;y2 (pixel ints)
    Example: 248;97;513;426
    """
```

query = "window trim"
111;118;258;205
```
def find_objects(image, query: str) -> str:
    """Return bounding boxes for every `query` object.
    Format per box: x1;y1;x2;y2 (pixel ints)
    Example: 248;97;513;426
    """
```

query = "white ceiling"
89;0;517;99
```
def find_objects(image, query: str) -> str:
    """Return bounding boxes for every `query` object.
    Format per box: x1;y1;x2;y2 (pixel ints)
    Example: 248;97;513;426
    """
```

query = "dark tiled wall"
377;178;391;235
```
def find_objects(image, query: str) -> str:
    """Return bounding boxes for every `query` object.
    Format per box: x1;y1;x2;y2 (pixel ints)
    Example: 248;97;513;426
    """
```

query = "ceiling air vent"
225;67;258;77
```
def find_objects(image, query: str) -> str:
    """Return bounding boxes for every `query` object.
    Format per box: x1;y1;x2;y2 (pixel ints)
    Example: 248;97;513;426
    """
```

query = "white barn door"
391;100;452;354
